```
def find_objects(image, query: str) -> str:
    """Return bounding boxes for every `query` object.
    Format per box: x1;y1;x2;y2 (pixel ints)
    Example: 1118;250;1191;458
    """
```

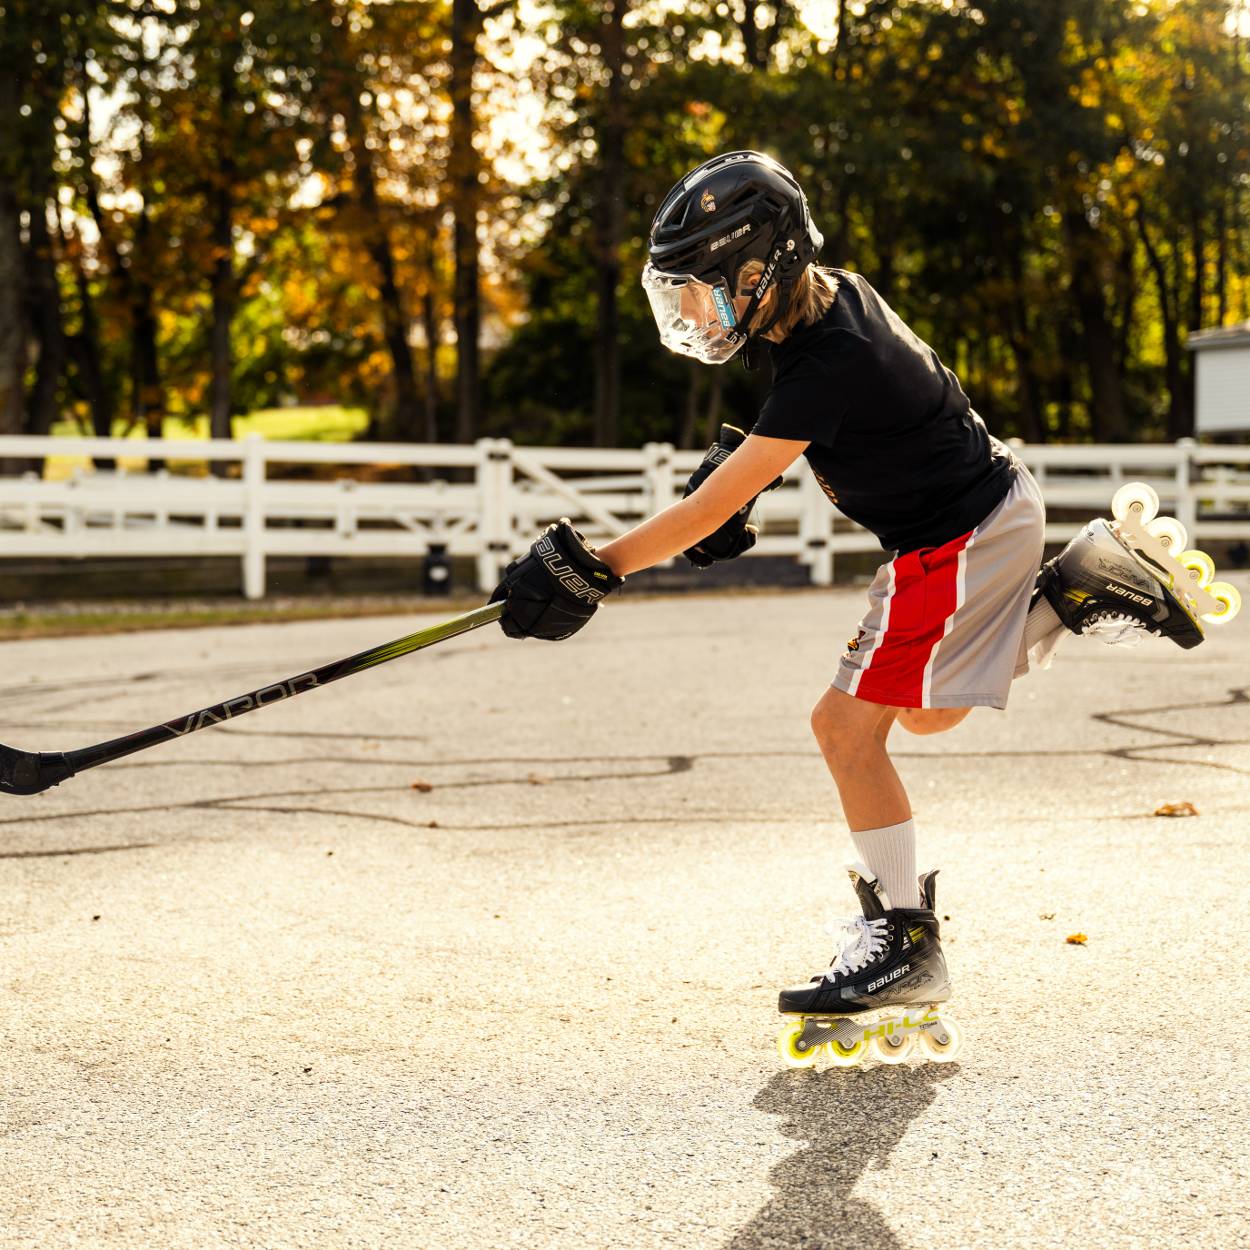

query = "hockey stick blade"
0;743;75;796
0;600;504;797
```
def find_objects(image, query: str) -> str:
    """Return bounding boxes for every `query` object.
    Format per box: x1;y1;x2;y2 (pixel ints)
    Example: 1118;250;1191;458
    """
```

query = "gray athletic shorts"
833;467;1046;710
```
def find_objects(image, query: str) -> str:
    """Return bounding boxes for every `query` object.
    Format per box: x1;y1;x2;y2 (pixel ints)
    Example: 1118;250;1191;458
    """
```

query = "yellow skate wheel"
826;1037;868;1068
1177;549;1216;590
1201;581;1241;625
918;1018;963;1063
776;1020;819;1069
1145;516;1188;553
871;1032;917;1064
1111;481;1159;526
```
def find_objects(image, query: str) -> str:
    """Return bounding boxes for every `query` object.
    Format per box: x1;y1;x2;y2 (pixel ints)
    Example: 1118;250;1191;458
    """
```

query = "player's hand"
489;520;624;640
682;424;782;567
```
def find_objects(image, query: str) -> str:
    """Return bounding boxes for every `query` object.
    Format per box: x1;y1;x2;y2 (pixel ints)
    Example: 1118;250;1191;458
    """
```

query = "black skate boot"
1031;482;1239;653
776;864;960;1068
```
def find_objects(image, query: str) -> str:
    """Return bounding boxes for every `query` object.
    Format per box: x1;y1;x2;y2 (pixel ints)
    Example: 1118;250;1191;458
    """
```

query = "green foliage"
3;0;1249;447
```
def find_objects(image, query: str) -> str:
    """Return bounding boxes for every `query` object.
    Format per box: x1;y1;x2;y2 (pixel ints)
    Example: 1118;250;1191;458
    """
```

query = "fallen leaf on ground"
1154;801;1198;817
1038;912;1055;920
1066;933;1088;945
410;779;434;792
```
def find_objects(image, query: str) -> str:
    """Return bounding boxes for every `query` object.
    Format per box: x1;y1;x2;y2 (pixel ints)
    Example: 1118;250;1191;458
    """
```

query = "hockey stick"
0;600;504;797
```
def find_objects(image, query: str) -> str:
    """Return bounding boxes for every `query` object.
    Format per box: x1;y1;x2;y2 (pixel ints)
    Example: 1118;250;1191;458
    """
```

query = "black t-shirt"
752;270;1016;553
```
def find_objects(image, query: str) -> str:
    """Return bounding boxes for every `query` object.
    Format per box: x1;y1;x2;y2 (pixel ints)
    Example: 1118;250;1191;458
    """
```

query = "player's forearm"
597;494;727;577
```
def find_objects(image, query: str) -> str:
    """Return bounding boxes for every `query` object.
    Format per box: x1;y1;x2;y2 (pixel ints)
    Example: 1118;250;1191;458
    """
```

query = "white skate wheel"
1145;515;1188;552
776;1020;819;1069
1201;581;1241;625
918;1017;963;1063
1177;549;1216;590
871;1032;916;1064
1111;481;1159;525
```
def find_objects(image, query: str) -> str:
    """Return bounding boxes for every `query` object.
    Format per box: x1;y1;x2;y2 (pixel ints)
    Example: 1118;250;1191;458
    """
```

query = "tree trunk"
1063;208;1127;441
678;362;701;450
208;48;238;464
1136;204;1192;439
1189;202;1205;333
740;0;763;69
420;243;440;445
351;128;420;439
593;0;626;447
336;44;422;441
209;173;235;450
702;367;724;447
63;214;115;466
0;68;24;459
24;193;67;437
450;0;482;443
130;207;163;442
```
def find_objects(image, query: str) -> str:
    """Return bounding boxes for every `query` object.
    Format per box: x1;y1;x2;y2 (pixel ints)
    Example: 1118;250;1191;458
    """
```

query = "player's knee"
810;691;875;758
897;707;971;736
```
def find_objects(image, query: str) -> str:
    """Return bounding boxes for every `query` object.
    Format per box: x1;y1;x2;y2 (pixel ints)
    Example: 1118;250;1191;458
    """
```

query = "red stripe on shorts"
855;528;974;707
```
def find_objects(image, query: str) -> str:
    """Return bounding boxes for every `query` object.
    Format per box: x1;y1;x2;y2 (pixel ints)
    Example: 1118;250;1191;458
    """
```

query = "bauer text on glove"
489;520;624;640
682;424;783;567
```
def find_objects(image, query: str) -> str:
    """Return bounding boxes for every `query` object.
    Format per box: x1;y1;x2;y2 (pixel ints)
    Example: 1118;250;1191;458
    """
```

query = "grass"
0;595;484;642
43;406;370;479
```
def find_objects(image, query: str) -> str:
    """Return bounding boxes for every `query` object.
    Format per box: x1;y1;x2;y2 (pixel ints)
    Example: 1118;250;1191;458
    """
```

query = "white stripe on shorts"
846;556;896;697
920;534;973;708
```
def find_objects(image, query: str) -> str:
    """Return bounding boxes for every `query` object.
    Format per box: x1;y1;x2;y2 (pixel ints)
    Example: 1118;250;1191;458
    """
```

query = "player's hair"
735;260;839;341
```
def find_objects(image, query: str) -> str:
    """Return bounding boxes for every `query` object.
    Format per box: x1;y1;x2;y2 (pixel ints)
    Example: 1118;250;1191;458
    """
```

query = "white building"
1189;321;1250;436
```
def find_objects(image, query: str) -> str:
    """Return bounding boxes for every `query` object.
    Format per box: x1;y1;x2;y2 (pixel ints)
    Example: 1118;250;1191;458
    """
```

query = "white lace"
822;915;889;983
1081;610;1147;647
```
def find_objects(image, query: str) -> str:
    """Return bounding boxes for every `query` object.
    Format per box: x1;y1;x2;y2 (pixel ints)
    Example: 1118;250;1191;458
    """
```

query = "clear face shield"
641;263;745;365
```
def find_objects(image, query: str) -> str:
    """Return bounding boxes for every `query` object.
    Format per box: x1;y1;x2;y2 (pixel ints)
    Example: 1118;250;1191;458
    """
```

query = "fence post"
476;437;514;592
1175;437;1196;541
644;441;675;565
242;433;266;600
644;442;675;514
799;470;834;586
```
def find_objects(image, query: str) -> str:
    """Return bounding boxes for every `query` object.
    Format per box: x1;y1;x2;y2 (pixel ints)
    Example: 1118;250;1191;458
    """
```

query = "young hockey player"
489;150;1231;1067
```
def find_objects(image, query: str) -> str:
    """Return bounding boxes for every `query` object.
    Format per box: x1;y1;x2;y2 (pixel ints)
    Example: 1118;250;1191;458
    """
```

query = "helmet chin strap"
729;238;805;368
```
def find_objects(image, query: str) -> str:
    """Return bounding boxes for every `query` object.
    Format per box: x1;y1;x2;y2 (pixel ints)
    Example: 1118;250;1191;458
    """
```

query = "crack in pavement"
1;691;1244;843
0;842;159;860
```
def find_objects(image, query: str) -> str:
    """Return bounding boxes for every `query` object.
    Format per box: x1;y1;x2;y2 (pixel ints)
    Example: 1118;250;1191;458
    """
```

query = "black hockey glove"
682;423;783;568
490;519;624;640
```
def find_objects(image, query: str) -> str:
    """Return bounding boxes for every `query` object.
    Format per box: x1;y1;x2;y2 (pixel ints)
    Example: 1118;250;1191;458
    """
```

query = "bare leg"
896;706;972;736
810;686;908;830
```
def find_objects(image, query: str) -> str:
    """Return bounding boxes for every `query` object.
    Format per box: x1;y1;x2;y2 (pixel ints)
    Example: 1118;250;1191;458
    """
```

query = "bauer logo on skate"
867;963;909;993
535;536;606;604
168;673;321;735
1105;581;1153;607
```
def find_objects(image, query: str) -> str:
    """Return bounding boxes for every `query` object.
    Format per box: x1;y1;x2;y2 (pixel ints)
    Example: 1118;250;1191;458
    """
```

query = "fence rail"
2;434;1249;599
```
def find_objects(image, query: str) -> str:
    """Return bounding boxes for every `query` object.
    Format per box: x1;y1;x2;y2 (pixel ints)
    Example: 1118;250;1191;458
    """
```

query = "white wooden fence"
2;433;1249;599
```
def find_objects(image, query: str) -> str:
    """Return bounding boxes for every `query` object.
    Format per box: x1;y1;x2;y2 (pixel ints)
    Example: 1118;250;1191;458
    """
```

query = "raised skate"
1033;480;1240;651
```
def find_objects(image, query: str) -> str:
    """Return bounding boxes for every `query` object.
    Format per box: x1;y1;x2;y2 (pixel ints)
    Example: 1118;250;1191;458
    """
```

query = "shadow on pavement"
726;1063;959;1250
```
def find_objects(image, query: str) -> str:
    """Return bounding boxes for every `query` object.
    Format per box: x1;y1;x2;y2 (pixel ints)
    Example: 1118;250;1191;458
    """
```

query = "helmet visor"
641;263;744;365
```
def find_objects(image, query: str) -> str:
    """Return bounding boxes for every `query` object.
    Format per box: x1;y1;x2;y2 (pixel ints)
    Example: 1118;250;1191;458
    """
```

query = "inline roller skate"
776;864;961;1069
1033;481;1241;649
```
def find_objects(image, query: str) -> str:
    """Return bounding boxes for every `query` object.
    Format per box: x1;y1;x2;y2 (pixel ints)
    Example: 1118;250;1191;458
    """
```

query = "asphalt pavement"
2;584;1249;1250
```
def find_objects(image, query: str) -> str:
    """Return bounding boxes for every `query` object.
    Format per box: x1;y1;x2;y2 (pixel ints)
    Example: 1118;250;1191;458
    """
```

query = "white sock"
849;818;921;909
1024;595;1067;670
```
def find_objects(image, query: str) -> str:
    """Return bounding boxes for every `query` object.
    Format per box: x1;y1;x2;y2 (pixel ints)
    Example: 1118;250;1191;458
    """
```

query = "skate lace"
823;915;889;983
1082;610;1147;647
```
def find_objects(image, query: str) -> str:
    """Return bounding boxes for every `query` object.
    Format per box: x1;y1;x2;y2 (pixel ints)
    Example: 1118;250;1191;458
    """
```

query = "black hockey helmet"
642;151;823;363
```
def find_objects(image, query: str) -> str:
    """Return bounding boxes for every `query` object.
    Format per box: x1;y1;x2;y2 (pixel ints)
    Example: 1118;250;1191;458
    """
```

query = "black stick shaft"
1;602;502;795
